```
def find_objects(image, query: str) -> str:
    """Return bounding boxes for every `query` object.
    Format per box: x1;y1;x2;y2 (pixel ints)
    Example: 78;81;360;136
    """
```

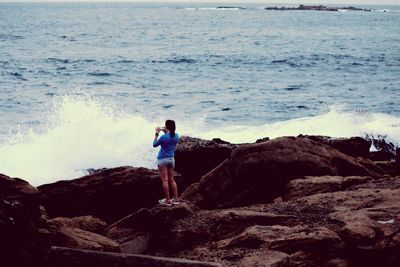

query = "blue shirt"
153;132;180;159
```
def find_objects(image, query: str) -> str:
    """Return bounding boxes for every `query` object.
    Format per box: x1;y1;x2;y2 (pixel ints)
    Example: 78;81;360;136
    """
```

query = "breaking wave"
0;97;399;186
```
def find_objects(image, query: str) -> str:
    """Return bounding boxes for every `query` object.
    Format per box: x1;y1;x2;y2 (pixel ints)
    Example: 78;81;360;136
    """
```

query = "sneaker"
171;198;180;205
158;198;172;207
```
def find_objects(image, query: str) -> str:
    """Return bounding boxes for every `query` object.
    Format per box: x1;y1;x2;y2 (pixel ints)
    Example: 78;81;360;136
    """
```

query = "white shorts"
157;157;175;168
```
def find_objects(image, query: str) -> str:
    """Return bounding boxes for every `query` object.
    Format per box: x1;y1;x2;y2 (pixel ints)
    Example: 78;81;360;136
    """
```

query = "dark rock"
342;6;371;11
182;137;383;209
38;166;181;223
265;5;338;11
289;251;350;267
119;175;400;266
255;137;270;143
217;225;344;253
51;226;120;252
120;231;153;254
86;168;107;175
369;150;394;161
366;135;397;160
298;4;339;11
152;202;196;225
212;210;297;240
238;250;289;267
211;138;232;145
105;208;154;254
265;4;370;12
0;174;44;267
51;216;107;234
106;208;154;242
0;174;39;211
396;148;400;167
105;202;196;254
44;246;223;267
146;208;298;257
294;183;400;266
106;209;155;243
375;161;400;176
47;215;119;252
175;136;237;187
283;176;373;200
298;135;371;158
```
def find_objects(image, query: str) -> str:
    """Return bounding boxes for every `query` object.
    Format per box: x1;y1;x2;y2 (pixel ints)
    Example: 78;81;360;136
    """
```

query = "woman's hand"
155;127;161;134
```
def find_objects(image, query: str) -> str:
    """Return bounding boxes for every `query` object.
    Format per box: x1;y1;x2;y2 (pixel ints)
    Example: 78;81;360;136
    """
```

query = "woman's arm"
153;127;162;147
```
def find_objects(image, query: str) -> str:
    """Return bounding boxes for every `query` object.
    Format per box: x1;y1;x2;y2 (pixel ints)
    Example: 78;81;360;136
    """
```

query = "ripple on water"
88;72;113;77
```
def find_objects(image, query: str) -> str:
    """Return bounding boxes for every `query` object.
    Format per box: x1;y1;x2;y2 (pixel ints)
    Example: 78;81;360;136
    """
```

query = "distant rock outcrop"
265;4;371;12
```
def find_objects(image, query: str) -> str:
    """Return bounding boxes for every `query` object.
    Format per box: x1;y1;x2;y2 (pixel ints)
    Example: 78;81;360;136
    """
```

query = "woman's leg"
159;165;170;201
167;166;178;200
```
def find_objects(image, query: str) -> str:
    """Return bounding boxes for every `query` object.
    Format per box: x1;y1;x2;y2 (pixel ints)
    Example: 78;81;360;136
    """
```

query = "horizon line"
0;1;399;5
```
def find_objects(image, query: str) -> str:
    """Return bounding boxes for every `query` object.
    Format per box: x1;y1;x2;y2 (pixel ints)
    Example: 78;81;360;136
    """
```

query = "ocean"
0;2;399;185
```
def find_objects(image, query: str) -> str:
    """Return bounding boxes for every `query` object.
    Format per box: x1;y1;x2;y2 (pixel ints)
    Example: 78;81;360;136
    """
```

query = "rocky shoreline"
1;135;399;267
265;5;371;12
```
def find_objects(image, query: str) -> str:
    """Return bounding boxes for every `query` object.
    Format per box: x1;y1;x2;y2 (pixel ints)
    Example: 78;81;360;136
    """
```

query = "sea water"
0;2;399;185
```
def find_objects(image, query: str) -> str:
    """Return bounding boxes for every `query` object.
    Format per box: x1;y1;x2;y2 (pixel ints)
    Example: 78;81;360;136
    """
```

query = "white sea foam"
199;107;400;146
0;96;159;186
372;9;399;13
0;97;399;186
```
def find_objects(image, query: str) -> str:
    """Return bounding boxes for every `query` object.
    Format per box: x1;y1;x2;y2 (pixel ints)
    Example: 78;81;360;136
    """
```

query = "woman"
153;119;180;206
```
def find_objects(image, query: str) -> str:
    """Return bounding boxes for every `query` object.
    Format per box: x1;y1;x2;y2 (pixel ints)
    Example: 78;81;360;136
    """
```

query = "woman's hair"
165;120;176;138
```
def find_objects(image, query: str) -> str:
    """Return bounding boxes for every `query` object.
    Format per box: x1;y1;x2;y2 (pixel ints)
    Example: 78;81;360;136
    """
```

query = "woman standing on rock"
153;119;180;206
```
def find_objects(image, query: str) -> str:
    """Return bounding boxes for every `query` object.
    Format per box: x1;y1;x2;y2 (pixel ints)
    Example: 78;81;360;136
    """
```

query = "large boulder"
0;174;44;267
175;136;237;187
298;135;371;158
38;166;181;223
182;137;383;209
